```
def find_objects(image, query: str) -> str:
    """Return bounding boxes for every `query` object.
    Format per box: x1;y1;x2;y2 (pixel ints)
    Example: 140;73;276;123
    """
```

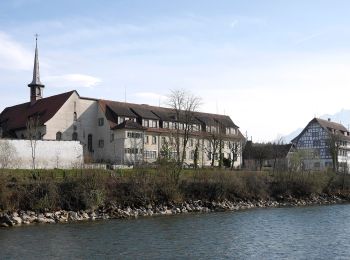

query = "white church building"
0;39;245;168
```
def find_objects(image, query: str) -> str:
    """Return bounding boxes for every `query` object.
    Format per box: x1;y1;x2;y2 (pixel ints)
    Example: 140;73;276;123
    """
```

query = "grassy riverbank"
0;167;350;212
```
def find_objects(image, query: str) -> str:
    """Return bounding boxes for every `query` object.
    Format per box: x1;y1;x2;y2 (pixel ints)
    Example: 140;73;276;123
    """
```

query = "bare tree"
0;140;16;169
206;131;221;167
230;140;245;170
168;89;201;168
193;140;200;169
26;116;42;170
327;132;342;172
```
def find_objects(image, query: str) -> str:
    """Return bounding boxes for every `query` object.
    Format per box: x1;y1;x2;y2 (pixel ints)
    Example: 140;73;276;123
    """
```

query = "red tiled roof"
0;91;75;132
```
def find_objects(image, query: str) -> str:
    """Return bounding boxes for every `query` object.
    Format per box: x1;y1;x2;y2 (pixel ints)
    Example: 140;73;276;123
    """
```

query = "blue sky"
1;0;350;141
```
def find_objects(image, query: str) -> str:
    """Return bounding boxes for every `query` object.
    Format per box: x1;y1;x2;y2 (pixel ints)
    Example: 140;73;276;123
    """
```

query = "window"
207;152;212;160
125;148;140;154
98;139;104;148
72;132;78;141
119;117;125;124
162;136;166;144
144;150;157;159
152;136;157;144
73;112;77;121
127;132;143;138
98;118;104;126
143;119;149;127
149;120;157;128
189;138;194;147
88;134;93;152
190;151;195;160
56;132;62;141
163;122;169;128
145;135;149;144
110;133;114;142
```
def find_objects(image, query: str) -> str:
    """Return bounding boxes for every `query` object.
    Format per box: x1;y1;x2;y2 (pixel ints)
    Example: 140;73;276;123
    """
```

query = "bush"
0;168;350;212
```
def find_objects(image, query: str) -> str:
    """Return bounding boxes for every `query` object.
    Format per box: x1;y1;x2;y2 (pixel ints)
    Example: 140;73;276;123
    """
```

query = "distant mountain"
320;109;350;129
283;109;350;143
283;128;303;143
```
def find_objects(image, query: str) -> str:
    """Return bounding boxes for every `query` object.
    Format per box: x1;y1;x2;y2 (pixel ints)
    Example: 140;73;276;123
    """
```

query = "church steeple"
28;34;44;104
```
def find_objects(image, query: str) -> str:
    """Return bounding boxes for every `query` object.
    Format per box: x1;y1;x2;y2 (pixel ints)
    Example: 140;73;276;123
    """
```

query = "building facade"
291;118;350;171
0;40;245;168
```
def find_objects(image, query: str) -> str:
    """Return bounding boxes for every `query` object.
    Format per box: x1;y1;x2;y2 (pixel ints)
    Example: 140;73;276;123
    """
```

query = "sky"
1;0;350;141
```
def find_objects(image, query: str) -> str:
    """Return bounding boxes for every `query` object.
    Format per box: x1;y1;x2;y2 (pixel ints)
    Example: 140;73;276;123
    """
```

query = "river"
1;204;350;259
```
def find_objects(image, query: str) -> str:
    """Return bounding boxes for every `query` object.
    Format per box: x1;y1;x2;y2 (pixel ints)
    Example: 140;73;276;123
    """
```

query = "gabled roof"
316;118;348;132
243;141;294;160
194;112;238;128
99;100;138;118
291;117;350;143
130;105;160;120
0;91;75;132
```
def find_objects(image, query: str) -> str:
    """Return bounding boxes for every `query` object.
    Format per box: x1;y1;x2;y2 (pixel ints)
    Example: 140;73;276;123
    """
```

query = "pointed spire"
28;34;44;87
28;34;44;104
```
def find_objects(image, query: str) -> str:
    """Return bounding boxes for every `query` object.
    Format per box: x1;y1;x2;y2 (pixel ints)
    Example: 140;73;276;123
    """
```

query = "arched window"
72;132;78;141
73;112;77;121
88;134;93;152
56;132;62;141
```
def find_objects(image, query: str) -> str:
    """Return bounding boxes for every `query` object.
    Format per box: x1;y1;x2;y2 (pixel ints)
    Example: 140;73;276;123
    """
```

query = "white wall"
0;139;83;169
44;92;98;161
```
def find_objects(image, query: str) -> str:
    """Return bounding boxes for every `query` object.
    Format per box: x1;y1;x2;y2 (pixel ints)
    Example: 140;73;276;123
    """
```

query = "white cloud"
0;31;32;70
294;31;325;45
44;74;101;88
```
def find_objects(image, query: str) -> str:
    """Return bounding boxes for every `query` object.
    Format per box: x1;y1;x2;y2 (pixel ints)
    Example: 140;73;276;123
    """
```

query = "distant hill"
283;109;350;143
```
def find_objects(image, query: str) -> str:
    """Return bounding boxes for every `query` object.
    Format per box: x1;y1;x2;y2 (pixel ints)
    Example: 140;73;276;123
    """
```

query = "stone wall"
0;139;83;169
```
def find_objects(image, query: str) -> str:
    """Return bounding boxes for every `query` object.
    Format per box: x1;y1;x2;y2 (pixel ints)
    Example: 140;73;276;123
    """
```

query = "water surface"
1;204;350;259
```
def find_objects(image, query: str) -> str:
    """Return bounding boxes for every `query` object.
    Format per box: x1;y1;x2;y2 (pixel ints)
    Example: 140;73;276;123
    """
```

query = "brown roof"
315;118;348;132
243;142;294;160
0;91;75;132
194;112;237;128
98;99;236;128
292;117;350;143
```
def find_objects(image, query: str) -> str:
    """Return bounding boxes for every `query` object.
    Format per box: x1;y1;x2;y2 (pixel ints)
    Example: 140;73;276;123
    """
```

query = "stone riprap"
0;194;347;228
